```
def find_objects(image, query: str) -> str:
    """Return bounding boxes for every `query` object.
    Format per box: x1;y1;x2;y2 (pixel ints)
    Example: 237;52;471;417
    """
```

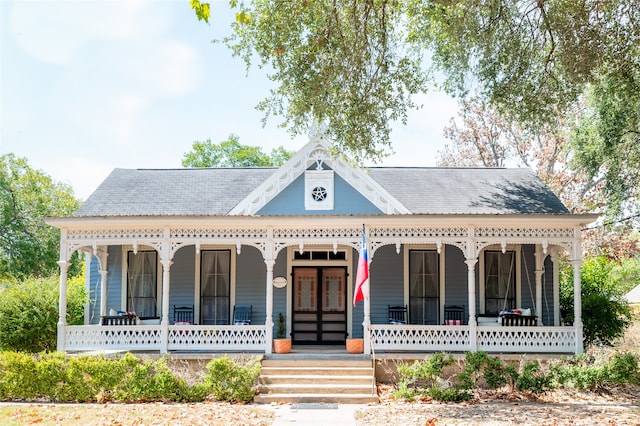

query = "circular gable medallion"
311;186;328;202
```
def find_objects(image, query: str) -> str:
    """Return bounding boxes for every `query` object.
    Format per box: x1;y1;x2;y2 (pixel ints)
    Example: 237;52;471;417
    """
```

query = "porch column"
572;259;584;354
57;260;70;352
160;260;173;354
465;258;478;351
363;280;371;355
550;249;560;326
534;245;544;326
95;248;109;318
265;260;275;355
99;270;109;318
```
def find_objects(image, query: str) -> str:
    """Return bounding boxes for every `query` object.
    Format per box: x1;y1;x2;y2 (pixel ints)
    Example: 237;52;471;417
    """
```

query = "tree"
181;134;294;167
191;1;640;216
0;275;87;352
438;98;602;214
0;154;82;280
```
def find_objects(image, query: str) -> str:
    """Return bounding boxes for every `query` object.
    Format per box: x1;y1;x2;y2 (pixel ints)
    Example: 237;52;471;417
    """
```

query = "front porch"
62;322;578;354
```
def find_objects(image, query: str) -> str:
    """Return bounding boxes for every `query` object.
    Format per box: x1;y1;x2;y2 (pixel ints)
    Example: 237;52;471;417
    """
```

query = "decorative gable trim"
228;135;411;216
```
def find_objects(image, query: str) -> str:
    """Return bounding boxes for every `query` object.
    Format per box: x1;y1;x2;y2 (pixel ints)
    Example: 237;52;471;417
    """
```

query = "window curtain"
409;250;439;325
485;251;515;315
127;251;157;318
200;250;230;324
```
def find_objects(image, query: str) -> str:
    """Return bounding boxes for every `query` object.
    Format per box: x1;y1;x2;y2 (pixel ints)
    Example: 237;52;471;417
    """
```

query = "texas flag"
353;225;368;306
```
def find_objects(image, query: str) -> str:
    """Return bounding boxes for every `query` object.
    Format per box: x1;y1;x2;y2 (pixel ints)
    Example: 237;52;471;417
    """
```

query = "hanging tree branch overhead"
192;0;640;216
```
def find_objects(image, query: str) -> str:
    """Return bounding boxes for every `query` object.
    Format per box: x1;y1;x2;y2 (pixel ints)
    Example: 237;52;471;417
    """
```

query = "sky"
1;0;460;201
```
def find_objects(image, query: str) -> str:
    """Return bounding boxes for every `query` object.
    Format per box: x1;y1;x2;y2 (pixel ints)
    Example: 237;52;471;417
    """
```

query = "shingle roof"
368;167;569;215
74;168;276;217
74;166;569;217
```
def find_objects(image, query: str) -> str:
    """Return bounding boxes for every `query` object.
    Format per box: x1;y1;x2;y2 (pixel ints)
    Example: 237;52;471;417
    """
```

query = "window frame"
121;248;161;318
479;245;521;316
403;245;445;324
196;248;234;325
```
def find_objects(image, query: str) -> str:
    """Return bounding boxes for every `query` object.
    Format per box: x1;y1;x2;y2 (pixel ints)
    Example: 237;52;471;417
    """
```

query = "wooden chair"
233;305;252;325
388;305;408;324
173;305;194;324
444;305;465;325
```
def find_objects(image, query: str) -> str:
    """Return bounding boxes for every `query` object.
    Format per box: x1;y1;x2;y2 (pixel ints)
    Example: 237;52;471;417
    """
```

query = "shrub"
560;256;633;347
0;352;208;403
204;356;261;403
0;275;87;352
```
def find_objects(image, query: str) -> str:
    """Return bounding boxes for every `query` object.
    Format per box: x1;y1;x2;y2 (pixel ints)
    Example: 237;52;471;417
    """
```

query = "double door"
292;267;347;345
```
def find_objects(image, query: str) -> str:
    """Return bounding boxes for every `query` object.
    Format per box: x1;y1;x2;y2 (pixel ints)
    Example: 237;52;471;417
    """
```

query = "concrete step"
260;374;373;385
261;359;373;368
255;357;378;404
260;366;374;376
253;393;378;404
257;383;374;395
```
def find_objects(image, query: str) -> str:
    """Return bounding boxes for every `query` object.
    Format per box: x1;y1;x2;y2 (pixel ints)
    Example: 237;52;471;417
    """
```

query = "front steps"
254;356;378;404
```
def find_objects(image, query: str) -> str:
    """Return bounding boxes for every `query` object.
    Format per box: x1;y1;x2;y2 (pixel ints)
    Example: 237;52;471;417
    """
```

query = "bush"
560;256;633;347
204;356;261;403
0;352;211;403
551;352;640;390
0;275;87;352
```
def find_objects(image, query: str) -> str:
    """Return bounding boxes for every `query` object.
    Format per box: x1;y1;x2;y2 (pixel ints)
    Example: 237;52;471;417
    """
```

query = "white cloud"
8;0;155;65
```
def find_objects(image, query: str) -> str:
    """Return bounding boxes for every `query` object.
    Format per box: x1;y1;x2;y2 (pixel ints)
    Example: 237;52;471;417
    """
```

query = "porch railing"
64;325;267;352
370;324;577;353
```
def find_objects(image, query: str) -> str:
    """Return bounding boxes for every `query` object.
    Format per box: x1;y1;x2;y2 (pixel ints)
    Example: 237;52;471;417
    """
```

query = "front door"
292;267;347;345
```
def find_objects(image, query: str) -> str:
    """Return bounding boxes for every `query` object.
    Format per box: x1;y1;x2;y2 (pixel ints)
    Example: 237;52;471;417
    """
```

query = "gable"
229;137;410;216
256;169;382;216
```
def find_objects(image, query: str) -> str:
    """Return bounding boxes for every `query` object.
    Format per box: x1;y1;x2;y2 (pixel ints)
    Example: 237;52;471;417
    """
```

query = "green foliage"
192;1;640;217
115;357;192;402
0;154;81;280
0;275;87;352
560;256;633;347
204;356;260;403
182;134;293;168
394;353;473;401
0;351;257;403
223;0;428;164
275;312;286;339
552;352;640;391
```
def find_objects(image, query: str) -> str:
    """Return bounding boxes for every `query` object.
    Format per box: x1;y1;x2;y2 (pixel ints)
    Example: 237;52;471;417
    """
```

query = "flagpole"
362;226;371;354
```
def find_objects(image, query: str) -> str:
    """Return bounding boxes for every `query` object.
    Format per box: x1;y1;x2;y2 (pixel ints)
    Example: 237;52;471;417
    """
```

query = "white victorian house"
46;137;596;355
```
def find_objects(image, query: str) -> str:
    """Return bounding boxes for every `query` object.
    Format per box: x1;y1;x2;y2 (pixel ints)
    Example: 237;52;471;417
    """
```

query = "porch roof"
73;167;569;218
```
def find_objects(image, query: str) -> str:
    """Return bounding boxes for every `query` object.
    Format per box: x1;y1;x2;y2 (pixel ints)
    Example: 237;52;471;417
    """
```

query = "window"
127;251;158;318
484;251;516;315
200;250;231;325
409;250;440;325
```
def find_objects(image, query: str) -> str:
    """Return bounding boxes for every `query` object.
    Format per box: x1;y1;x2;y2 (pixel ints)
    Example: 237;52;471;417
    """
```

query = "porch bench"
501;314;537;326
101;314;137;325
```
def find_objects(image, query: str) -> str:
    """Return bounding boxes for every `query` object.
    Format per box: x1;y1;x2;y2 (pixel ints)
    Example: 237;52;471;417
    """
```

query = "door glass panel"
294;268;317;311
323;269;345;312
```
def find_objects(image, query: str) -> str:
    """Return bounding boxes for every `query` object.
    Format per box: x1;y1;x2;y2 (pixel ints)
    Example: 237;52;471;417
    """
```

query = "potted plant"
346;336;364;354
273;312;291;354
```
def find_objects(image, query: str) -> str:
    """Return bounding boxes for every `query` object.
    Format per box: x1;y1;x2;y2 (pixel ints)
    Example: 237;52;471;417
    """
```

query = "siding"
272;249;288;334
369;244;403;330
444;245;468;319
235;246;267;325
169;246;195;323
520;245;536;312
257;171;382;215
543;256;555;325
